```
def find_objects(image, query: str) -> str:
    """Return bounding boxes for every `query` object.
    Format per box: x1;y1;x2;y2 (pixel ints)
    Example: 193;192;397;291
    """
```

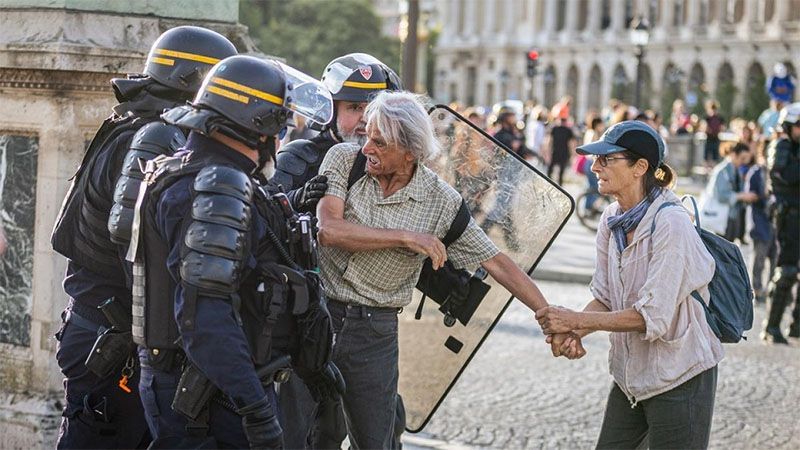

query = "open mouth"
367;155;380;168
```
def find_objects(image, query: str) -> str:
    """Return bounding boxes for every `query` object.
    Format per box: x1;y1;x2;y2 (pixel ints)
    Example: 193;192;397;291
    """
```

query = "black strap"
442;199;470;247
347;151;367;190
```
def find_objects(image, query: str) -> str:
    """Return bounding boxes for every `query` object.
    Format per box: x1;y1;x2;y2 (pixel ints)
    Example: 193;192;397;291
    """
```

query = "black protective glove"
238;395;284;449
301;361;346;402
291;175;328;213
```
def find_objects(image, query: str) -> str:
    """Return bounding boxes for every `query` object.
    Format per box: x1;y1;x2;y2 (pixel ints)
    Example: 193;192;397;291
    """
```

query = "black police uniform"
765;136;800;341
133;132;289;447
50;25;238;448
271;130;342;449
50;77;186;449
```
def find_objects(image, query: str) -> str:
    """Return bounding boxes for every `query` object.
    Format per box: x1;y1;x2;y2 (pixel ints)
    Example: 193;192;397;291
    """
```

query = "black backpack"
346;152;491;327
650;197;754;343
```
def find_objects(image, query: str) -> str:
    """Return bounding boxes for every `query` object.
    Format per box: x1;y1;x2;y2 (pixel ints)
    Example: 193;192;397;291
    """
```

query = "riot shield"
399;105;574;432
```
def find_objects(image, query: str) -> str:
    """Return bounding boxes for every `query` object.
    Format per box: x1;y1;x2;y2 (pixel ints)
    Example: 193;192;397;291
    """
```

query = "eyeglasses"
596;155;636;167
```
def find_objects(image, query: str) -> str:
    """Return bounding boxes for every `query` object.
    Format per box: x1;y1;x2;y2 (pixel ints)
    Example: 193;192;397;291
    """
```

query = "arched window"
556;0;567;30
601;0;611;29
661;63;685;118
611;64;632;105
588;65;603;111
687;63;706;114
764;0;775;21
715;62;736;119
577;0;589;30
743;62;770;120
640;64;653;109
566;65;580;114
544;65;558;109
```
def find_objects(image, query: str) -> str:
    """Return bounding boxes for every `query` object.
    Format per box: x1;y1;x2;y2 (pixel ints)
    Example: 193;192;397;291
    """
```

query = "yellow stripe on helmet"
207;85;249;104
153;48;221;65
342;81;388;90
211;77;284;106
150;56;175;66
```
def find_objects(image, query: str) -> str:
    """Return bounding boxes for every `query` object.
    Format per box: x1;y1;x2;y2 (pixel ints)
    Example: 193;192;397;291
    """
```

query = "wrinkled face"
591;152;647;197
336;101;368;145
362;123;415;177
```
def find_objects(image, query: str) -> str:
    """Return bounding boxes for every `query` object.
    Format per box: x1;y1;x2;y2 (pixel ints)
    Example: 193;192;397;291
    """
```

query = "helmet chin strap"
256;136;277;173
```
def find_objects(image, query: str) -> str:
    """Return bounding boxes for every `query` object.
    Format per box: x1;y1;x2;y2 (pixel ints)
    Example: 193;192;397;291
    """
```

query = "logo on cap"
358;66;373;80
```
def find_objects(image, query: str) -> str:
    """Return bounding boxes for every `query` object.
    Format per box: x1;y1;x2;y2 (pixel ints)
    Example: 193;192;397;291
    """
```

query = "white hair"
364;91;441;161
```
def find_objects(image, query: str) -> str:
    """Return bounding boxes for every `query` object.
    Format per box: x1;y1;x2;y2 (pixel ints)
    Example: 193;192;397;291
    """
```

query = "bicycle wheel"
576;192;611;232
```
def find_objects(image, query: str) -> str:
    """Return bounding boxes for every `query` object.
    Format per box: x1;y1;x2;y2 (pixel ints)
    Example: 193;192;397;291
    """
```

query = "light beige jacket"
590;189;724;405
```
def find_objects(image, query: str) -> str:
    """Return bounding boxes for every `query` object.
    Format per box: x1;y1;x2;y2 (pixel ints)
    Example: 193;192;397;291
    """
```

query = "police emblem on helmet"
359;66;373;80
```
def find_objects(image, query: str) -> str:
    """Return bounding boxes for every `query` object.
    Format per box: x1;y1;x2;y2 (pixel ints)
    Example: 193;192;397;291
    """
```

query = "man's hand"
293;175;328;213
546;332;586;360
535;305;579;334
404;232;447;269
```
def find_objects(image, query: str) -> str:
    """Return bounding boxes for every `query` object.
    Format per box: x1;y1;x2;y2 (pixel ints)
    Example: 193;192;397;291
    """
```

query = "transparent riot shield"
399;105;574;432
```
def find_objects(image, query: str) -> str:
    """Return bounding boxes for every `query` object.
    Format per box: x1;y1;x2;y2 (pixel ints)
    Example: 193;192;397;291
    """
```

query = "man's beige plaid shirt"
317;143;500;308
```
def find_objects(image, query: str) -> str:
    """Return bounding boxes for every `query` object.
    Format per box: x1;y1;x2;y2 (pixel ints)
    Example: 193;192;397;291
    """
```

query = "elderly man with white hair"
315;91;577;448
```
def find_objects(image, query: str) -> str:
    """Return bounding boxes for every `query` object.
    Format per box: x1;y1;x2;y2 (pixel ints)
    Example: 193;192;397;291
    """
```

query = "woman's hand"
535;306;580;334
404;232;447;269
546;332;586;360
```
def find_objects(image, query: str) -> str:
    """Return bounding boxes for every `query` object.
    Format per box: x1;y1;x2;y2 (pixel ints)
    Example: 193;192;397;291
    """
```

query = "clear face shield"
322;53;386;95
277;61;334;128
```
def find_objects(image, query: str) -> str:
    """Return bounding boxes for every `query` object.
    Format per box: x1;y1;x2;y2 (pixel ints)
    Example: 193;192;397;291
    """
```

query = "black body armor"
768;137;800;206
272;131;338;192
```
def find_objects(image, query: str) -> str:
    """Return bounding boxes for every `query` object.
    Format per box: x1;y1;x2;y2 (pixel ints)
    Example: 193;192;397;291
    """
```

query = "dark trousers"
320;301;404;449
55;308;150;449
139;351;256;449
596;366;718;450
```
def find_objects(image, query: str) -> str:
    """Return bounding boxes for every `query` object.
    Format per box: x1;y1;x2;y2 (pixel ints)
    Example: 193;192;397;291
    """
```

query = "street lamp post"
630;16;650;108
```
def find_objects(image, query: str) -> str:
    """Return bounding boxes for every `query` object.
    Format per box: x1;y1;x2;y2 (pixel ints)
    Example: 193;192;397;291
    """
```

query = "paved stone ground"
409;280;800;450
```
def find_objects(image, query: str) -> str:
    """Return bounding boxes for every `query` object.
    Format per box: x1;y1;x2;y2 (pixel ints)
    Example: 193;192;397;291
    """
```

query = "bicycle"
575;188;613;232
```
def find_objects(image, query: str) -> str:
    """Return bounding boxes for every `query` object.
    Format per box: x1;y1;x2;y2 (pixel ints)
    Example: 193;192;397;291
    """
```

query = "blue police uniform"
138;132;281;447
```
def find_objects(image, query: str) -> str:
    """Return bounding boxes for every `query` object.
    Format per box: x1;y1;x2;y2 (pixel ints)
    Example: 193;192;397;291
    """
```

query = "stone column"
586;0;603;34
771;0;788;25
543;0;559;39
565;0;579;33
464;0;477;36
0;2;250;447
482;0;497;37
610;0;626;31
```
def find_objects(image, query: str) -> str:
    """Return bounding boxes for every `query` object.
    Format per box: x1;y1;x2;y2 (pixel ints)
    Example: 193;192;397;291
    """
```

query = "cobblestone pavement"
413;280;800;449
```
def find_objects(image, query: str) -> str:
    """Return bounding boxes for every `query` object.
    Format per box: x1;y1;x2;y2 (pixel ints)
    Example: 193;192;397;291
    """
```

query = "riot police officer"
273;53;401;212
129;54;334;448
269;53;400;449
50;26;237;449
763;102;800;344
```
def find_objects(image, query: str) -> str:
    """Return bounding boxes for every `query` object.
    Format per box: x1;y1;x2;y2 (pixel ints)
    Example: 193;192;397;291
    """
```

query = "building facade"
435;0;800;120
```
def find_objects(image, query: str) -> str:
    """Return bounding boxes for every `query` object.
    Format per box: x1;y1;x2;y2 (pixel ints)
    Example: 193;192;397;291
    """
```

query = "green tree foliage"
240;0;401;79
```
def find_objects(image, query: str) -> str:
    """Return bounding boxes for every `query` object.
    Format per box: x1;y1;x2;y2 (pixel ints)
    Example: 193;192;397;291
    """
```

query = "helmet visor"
278;62;334;127
322;53;386;95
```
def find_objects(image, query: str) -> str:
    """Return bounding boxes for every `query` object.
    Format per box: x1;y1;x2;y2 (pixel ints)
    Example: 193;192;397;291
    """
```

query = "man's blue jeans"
322;300;404;449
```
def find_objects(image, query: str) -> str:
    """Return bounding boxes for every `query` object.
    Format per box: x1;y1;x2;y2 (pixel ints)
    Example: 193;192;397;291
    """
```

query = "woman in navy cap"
536;121;723;449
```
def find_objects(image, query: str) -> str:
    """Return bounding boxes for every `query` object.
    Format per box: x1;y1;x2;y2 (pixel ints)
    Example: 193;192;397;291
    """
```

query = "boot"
763;284;790;345
788;303;800;338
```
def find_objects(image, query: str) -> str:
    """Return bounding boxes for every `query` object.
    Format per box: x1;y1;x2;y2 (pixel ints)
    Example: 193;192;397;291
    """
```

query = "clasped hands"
535;306;586;360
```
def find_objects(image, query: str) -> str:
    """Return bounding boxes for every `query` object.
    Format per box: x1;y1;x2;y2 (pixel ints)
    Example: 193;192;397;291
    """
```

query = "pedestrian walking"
536;121;724;449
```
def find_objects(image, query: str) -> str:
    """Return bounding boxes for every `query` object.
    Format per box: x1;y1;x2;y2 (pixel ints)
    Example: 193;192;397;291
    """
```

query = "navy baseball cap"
577;120;667;169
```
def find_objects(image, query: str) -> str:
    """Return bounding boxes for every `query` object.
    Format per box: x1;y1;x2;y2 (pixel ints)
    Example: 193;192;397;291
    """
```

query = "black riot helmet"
163;55;333;166
321;53;402;103
143;26;238;95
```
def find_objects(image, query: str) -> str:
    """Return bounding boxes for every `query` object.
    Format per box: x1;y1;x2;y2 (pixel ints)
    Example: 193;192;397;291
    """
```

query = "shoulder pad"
282;139;323;163
182;165;253;296
130;121;186;155
194;165;253;203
